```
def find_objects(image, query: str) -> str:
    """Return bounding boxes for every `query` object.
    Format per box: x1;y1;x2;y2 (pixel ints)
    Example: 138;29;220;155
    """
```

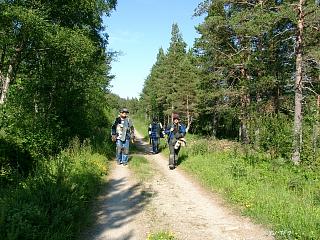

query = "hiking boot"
169;164;174;170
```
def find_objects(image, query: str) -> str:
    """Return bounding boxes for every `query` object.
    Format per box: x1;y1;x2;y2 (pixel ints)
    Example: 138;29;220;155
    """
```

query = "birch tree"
292;0;305;164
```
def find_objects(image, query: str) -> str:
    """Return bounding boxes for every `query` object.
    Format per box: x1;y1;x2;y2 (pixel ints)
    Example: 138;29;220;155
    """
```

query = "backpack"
151;122;161;138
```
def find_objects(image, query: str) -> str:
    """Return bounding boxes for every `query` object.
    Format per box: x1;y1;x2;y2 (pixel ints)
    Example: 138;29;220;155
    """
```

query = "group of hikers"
111;108;186;170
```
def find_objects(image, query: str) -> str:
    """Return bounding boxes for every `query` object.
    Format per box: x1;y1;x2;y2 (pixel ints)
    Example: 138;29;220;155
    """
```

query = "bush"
0;133;34;185
256;114;292;159
0;139;107;240
188;139;208;156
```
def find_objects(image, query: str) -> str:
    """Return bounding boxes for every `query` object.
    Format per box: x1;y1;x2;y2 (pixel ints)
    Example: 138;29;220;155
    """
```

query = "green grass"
179;139;320;240
146;231;176;240
129;155;154;182
133;116;320;239
0;138;109;240
132;115;150;140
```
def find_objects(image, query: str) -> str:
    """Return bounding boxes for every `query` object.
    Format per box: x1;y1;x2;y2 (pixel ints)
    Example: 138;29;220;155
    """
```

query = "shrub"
0;139;107;240
188;139;208;156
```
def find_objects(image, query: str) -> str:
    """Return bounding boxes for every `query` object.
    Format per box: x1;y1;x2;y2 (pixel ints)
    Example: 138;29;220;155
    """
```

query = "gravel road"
82;133;274;240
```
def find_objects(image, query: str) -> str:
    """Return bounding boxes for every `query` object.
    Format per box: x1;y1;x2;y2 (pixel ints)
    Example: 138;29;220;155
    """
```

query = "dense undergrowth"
179;136;320;240
0;138;111;240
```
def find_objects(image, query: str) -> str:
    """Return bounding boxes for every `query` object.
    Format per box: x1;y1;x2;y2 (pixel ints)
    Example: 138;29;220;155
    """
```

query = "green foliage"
147;231;176;240
180;137;320;240
188;138;208;156
254;114;293;159
0;138;108;240
0;2;118;238
0;0;117;175
132;114;150;140
0;132;34;184
140;23;198;126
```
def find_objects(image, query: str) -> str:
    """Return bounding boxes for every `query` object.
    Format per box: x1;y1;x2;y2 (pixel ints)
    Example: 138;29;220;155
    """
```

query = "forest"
1;0;320;240
0;0;119;239
140;0;320;164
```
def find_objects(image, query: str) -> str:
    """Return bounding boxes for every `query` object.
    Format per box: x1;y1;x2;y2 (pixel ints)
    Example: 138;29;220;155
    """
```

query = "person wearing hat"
148;117;164;154
111;108;135;166
164;113;186;170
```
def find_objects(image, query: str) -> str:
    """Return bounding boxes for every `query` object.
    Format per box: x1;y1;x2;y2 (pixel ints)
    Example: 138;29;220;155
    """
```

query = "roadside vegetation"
179;135;320;240
129;155;154;182
134;1;320;239
132;115;320;239
132;115;150;140
0;138;111;240
1;1;319;239
147;231;176;240
0;1;118;239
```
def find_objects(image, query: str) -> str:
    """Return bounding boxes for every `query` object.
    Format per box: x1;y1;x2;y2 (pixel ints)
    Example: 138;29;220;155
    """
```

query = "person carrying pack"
164;113;186;170
111;108;135;166
148;117;164;154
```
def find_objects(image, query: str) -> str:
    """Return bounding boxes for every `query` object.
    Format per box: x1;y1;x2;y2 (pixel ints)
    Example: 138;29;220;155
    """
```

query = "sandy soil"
82;133;274;240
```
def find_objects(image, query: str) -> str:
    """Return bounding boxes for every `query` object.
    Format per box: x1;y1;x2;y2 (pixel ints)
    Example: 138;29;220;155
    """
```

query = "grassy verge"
0;138;109;240
133;117;320;239
129;155;154;182
179;138;320;240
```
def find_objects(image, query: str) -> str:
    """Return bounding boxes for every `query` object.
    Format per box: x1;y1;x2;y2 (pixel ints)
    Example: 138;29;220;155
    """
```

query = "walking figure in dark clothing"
164;114;186;170
148;117;164;154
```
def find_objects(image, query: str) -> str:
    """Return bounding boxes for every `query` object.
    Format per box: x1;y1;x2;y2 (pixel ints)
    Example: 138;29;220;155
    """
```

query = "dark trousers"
151;138;160;153
168;142;180;167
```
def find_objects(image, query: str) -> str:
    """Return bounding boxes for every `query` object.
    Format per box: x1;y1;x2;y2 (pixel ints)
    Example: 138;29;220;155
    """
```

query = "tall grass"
0;138;108;240
179;138;320;240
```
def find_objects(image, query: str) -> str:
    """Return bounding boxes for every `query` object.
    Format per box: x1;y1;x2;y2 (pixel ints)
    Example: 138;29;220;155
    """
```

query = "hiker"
164;114;186;170
111;108;135;166
148;117;164;154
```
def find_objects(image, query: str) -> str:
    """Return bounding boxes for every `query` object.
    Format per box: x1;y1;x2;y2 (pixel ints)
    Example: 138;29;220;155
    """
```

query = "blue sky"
103;0;204;99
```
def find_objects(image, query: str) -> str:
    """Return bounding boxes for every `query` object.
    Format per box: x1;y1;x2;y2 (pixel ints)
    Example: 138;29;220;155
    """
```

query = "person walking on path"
148;117;164;154
164;113;186;170
111;108;135;166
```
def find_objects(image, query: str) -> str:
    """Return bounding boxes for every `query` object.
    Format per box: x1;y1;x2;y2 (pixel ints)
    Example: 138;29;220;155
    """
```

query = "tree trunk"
186;95;192;132
239;120;249;144
239;67;250;144
292;0;305;165
0;64;13;104
0;47;22;105
171;103;174;122
239;92;250;144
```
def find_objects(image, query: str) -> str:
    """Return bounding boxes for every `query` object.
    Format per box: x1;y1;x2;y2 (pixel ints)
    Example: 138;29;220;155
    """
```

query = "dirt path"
82;133;274;240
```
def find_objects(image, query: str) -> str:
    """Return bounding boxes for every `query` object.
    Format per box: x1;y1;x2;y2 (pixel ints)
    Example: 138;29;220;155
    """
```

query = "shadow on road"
81;176;153;240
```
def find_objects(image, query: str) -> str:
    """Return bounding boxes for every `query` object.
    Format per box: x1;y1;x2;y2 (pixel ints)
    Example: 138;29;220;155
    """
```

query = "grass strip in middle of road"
129;155;154;182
